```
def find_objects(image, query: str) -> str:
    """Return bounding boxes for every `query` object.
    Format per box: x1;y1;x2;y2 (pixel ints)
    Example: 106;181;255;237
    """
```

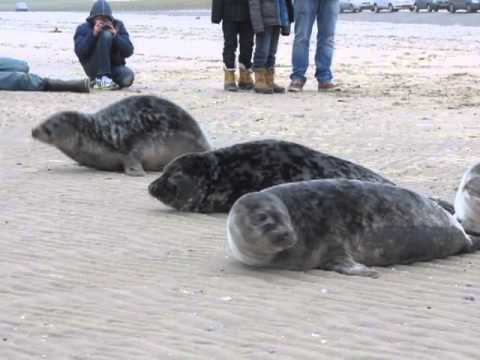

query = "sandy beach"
1;11;480;359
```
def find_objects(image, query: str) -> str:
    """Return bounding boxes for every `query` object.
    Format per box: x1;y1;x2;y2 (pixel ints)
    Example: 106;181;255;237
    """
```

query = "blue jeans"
290;0;339;83
253;26;281;70
0;57;45;91
80;31;134;88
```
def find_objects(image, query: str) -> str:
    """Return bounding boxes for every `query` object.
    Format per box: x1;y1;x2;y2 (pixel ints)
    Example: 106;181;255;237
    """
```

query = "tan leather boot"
266;68;285;94
238;63;254;90
224;67;238;92
254;68;273;94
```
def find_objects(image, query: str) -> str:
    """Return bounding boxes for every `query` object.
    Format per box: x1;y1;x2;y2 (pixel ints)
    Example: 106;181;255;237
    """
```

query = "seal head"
227;192;297;266
32;111;85;146
455;162;480;235
148;153;216;211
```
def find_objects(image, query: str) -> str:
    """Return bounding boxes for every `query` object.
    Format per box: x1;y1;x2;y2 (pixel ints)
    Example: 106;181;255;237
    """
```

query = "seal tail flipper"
428;197;455;215
331;260;380;278
466;234;480;252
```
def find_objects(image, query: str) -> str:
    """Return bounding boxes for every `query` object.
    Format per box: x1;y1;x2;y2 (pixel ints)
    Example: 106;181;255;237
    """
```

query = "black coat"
211;0;251;23
248;0;294;35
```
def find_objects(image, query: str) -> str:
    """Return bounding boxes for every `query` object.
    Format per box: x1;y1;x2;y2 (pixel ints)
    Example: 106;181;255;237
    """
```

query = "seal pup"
148;140;394;213
227;179;477;278
31;95;211;176
455;161;480;235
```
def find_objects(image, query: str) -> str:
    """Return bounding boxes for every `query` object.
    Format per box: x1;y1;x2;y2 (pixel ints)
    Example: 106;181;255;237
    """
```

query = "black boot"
44;78;90;93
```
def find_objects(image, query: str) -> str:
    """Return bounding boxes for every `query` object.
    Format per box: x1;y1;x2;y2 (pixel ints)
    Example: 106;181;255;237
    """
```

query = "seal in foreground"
227;179;477;277
148;140;394;212
31;95;211;176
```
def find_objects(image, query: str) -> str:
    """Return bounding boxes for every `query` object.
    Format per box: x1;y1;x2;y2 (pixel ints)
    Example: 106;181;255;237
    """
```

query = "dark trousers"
253;26;281;70
222;21;254;69
80;30;134;88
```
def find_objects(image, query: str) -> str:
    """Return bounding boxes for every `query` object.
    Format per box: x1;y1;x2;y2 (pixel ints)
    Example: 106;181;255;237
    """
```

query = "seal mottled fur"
149;139;453;213
227;179;478;278
148;140;394;212
455;162;480;235
32;95;211;176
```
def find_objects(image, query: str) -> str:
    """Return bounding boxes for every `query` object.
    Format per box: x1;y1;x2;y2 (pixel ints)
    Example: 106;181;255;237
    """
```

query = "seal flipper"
123;155;146;177
428;197;455;215
331;260;380;278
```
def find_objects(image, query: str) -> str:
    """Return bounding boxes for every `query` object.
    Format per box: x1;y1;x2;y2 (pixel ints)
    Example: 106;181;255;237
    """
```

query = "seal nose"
148;179;159;197
31;128;39;138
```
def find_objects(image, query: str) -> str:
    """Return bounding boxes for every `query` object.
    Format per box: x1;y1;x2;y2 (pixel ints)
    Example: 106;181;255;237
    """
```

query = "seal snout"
31;127;40;139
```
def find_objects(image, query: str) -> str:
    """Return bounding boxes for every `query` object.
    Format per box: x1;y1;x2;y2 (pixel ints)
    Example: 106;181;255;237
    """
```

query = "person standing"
212;0;255;92
249;0;294;94
0;57;90;92
74;0;134;90
288;0;339;92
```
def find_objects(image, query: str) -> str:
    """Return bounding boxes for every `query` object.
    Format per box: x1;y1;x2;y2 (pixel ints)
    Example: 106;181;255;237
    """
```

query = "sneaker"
93;76;115;90
318;80;340;92
288;78;305;92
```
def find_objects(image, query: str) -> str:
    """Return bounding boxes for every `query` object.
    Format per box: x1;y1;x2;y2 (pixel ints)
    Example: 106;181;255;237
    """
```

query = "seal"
31;95;211;176
148;140;395;212
455;162;480;235
226;179;478;277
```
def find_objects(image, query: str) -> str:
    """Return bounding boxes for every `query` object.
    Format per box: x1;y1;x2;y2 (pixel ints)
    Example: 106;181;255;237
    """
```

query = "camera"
102;24;112;30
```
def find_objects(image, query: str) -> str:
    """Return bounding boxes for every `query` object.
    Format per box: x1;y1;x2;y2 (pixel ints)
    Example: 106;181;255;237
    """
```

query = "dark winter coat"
211;0;251;23
73;0;134;64
248;0;294;35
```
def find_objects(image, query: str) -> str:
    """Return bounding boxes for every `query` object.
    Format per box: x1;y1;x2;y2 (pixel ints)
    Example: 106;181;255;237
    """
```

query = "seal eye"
253;213;268;224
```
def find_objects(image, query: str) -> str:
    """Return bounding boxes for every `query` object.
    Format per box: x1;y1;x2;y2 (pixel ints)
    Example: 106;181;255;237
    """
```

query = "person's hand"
93;20;104;36
104;21;117;36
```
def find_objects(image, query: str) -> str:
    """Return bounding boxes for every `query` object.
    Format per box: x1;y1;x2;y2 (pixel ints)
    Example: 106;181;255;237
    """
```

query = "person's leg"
238;21;254;69
0;71;45;91
253;27;274;94
237;21;255;90
265;27;281;69
290;0;317;84
315;0;339;85
81;30;113;80
0;57;29;73
111;65;135;89
222;21;238;69
265;27;285;93
222;21;239;91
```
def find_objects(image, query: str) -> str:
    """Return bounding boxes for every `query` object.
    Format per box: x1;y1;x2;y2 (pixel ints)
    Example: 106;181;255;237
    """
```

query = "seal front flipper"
330;259;380;278
123;155;146;177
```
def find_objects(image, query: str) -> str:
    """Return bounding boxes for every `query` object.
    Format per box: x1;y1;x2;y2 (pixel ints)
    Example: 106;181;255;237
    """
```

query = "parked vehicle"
447;0;480;12
15;2;29;11
372;0;415;12
359;0;376;10
431;0;450;10
412;0;432;11
340;0;364;12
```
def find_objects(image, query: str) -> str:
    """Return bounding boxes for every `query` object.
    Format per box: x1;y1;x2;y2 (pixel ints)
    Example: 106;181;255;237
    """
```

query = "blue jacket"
74;19;134;64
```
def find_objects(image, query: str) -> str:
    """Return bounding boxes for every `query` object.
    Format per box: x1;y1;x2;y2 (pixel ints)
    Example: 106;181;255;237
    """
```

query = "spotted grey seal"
148;140;395;212
31;95;211;176
455;162;480;235
227;179;478;277
148;139;454;214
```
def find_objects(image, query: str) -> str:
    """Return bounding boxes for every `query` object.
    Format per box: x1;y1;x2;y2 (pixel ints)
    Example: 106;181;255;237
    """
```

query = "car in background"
431;0;450;10
340;0;364;12
372;0;415;11
15;2;29;11
411;0;435;11
447;0;480;11
359;0;376;10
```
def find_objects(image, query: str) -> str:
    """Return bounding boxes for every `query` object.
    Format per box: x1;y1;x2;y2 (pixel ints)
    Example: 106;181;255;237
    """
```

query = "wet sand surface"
1;12;479;359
